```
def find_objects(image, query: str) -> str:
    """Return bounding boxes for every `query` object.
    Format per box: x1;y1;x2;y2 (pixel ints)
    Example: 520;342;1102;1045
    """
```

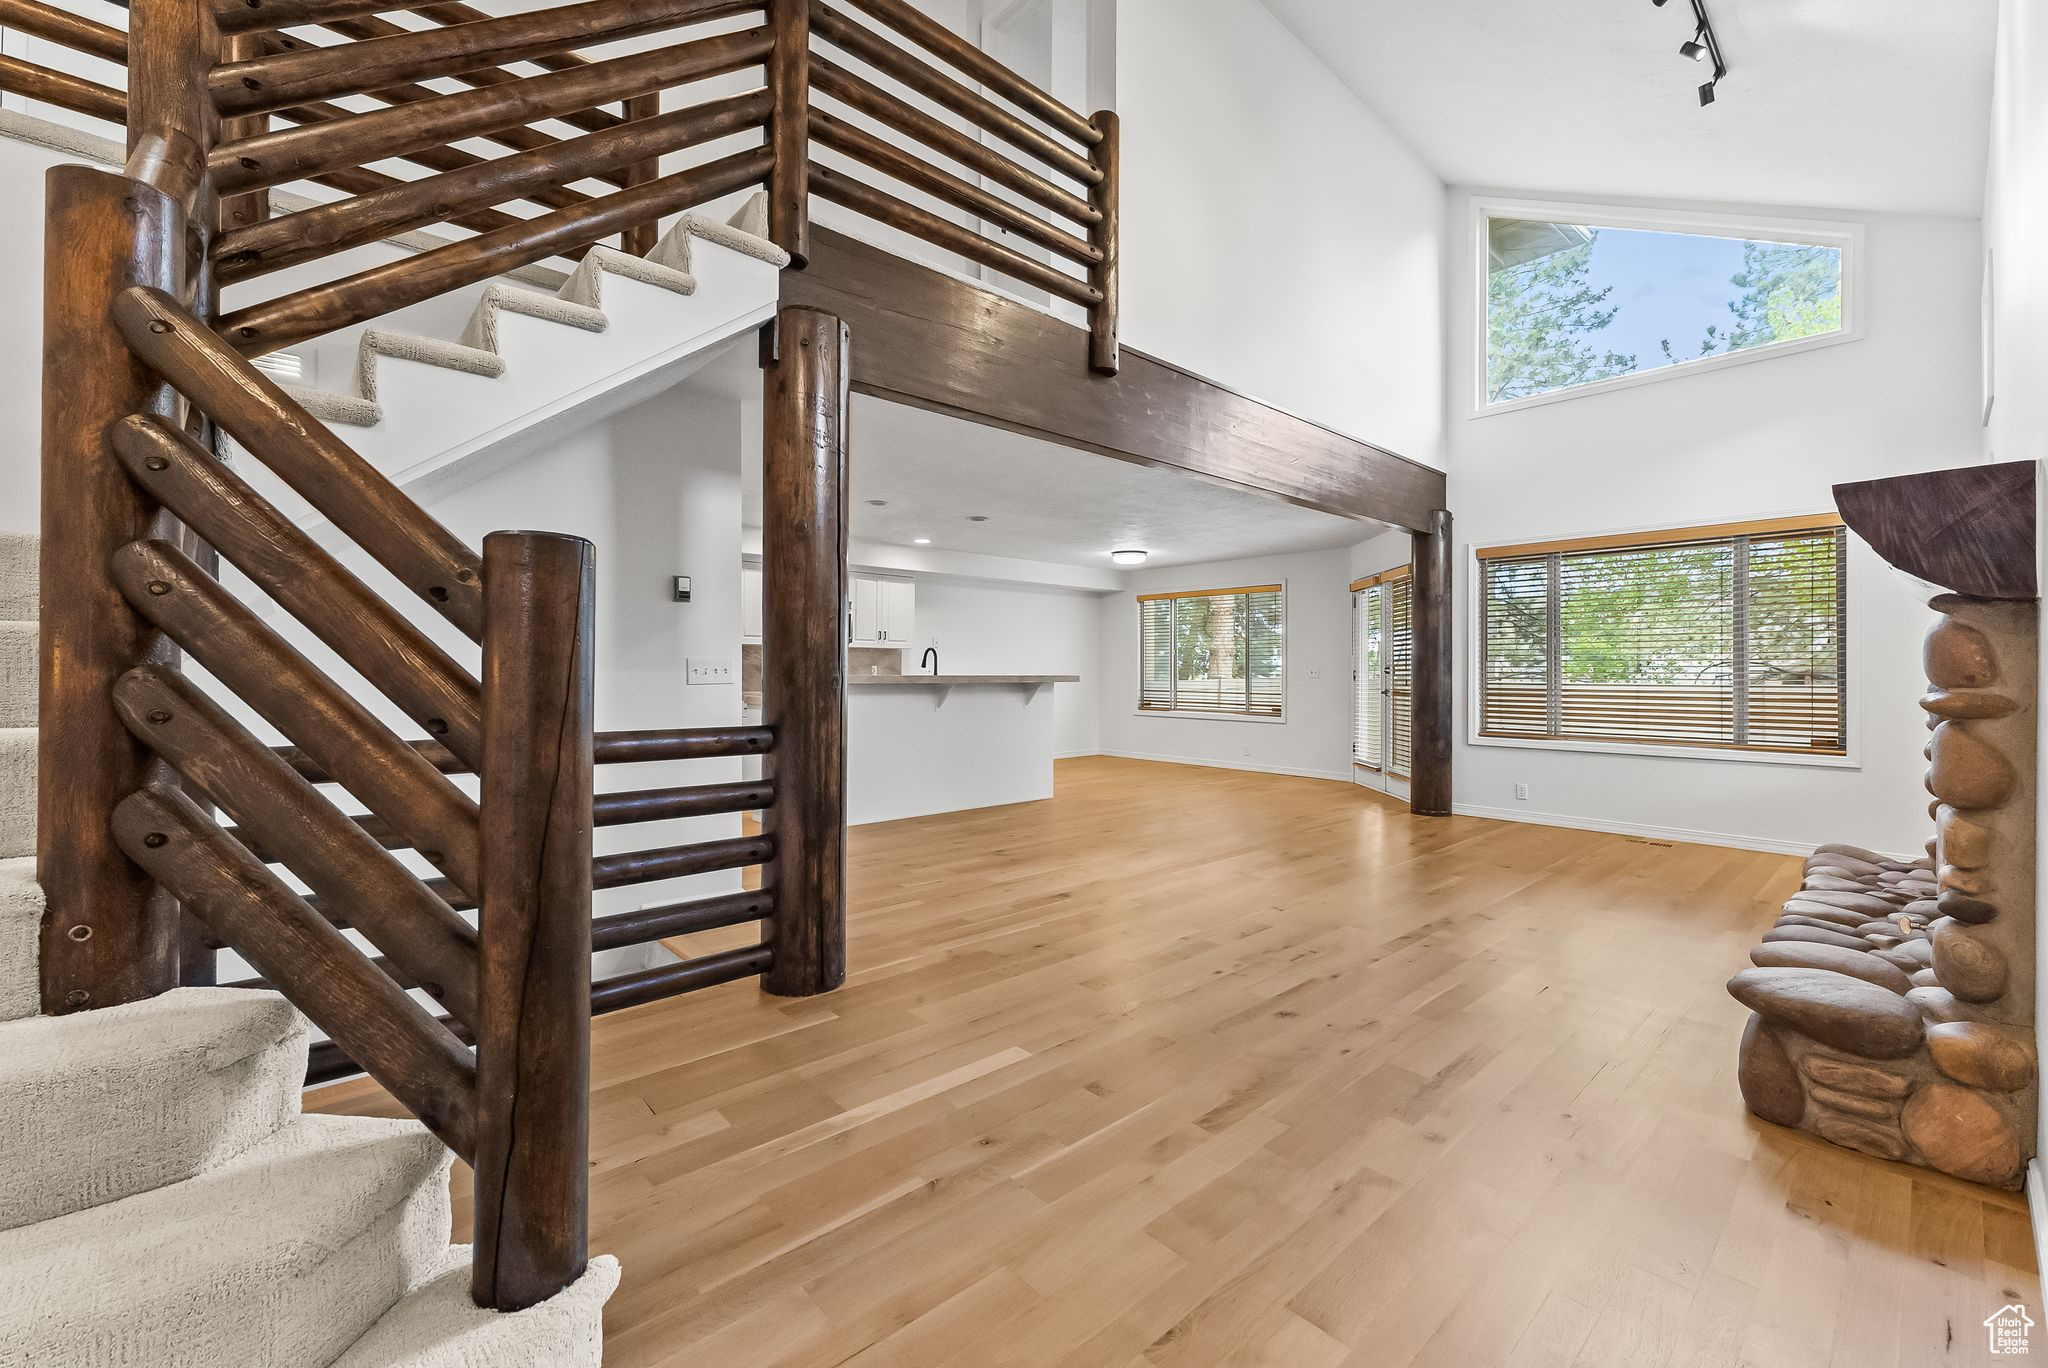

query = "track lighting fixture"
1653;0;1726;107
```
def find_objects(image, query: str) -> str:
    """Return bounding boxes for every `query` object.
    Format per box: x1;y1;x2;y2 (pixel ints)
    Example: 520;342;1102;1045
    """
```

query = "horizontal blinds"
1137;585;1286;717
1246;587;1284;715
1745;530;1847;750
1389;575;1413;778
1140;597;1175;711
1476;520;1846;754
1479;556;1549;737
1353;584;1383;769
1557;539;1734;743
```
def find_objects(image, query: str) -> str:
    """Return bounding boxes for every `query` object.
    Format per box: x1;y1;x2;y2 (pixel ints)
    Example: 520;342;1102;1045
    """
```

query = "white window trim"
1463;520;1862;770
1134;579;1289;723
1473;197;1866;418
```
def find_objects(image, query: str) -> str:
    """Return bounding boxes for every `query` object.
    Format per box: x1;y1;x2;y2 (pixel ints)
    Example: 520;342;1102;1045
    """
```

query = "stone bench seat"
1732;846;2032;1187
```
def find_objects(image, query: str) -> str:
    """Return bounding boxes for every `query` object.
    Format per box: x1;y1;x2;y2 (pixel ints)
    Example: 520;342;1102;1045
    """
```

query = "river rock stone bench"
1730;592;2038;1188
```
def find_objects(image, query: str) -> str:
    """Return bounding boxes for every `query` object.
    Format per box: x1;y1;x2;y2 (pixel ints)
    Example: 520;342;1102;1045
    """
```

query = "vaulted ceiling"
1257;0;1998;217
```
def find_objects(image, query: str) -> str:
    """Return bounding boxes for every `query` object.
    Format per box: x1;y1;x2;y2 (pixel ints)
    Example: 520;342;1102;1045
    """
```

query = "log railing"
18;0;1089;1317
0;0;1121;371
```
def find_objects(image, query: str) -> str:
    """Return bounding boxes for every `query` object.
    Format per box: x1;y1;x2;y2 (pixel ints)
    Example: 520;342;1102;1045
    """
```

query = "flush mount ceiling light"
1110;549;1149;567
1652;0;1726;106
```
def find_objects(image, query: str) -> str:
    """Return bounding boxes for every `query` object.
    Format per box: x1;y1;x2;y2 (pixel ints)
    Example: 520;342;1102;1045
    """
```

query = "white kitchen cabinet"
881;576;916;645
850;574;880;645
740;564;763;643
848;573;915;646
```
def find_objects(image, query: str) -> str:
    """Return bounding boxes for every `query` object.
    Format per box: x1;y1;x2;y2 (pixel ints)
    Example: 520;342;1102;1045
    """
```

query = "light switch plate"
687;657;734;685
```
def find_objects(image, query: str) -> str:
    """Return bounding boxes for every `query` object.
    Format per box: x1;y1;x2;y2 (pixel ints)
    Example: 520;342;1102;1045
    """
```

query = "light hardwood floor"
312;756;2037;1367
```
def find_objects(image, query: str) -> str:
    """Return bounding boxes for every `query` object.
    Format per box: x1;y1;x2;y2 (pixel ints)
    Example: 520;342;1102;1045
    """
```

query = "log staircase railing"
16;0;1091;1317
1;0;1121;370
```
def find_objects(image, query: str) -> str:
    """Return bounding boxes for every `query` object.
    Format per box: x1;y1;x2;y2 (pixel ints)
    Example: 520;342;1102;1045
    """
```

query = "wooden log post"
619;91;661;256
36;166;189;1014
1409;508;1454;817
766;0;811;266
759;307;848;996
1086;109;1119;376
471;531;595;1312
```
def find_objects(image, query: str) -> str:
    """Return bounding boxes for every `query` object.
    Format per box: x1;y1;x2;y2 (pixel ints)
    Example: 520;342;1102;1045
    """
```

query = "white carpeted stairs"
0;530;620;1367
241;192;789;519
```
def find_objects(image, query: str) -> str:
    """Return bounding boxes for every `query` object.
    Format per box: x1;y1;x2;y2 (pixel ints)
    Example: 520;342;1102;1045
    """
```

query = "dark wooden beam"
37;166;188;1015
1834;461;2038;601
1408;509;1453;817
779;226;1445;532
759;306;849;998
471;531;595;1312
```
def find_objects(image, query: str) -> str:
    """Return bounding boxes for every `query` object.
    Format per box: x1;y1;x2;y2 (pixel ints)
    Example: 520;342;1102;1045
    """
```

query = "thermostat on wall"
672;576;692;603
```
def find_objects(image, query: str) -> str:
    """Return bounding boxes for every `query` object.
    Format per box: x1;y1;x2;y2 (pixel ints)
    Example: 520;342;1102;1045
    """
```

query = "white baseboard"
1054;749;1103;761
1451;802;1821;856
1097;749;1352;784
2030;1160;2048;1315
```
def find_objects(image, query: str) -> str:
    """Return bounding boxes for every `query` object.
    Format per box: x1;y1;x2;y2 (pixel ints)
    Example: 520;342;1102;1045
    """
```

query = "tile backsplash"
742;643;902;703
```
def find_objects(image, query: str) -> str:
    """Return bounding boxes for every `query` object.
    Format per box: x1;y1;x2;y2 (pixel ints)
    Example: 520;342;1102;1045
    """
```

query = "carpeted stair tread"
0;533;34;621
0;1113;452;1368
283;381;381;430
0;621;34;727
0;987;306;1232
284;192;787;432
0;727;32;860
329;1247;620;1368
0;857;38;1023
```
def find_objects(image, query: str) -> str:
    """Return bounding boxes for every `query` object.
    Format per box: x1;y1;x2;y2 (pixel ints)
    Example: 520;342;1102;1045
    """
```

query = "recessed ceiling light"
966;515;990;522
865;499;889;507
912;538;931;545
1110;549;1149;566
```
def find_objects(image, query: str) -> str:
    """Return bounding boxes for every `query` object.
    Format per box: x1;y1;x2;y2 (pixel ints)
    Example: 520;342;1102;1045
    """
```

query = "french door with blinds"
1352;567;1413;790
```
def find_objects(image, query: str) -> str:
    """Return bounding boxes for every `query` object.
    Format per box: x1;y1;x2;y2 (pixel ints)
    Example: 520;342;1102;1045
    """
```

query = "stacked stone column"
1728;594;2037;1189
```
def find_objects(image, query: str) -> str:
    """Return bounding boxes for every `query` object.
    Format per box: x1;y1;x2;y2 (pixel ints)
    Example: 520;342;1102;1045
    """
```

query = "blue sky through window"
1486;216;1845;404
1587;228;1751;365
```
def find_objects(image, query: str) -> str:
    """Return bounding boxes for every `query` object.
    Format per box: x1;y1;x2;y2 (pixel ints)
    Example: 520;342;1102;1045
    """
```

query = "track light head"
1656;0;1726;107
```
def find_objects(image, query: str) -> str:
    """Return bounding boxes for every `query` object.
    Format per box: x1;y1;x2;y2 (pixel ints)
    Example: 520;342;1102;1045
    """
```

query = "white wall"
1097;546;1356;782
1114;0;1447;467
1981;0;2048;1215
280;384;754;980
1987;1;2048;471
1446;190;1986;855
909;576;1105;756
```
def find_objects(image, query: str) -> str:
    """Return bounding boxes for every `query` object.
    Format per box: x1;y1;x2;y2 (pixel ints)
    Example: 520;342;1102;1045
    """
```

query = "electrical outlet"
687;657;734;685
1514;783;1530;801
1306;666;1321;680
1242;744;1252;758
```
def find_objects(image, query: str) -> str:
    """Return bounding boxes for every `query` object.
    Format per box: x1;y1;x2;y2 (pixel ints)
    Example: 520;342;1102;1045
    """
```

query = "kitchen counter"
848;674;1080;686
844;672;1078;824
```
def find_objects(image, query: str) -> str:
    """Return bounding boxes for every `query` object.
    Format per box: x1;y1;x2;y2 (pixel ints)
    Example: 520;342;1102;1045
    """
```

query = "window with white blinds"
1477;517;1847;755
1352;585;1385;770
1138;584;1285;717
1388;574;1414;777
1352;569;1414;777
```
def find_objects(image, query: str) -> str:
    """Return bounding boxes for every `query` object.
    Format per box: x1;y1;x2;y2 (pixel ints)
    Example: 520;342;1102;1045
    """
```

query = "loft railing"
0;0;1121;369
11;0;1086;1316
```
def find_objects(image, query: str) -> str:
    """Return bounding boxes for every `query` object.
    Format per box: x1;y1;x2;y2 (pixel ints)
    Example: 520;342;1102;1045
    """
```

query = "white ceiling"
1257;0;1998;217
741;395;1375;570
